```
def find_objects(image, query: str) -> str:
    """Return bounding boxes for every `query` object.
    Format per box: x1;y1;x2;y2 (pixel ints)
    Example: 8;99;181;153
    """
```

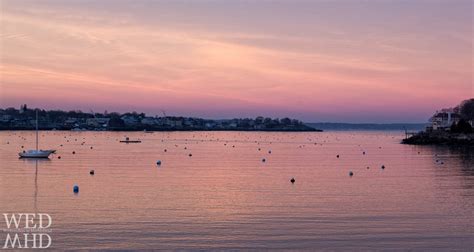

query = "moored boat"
119;137;142;143
18;110;55;158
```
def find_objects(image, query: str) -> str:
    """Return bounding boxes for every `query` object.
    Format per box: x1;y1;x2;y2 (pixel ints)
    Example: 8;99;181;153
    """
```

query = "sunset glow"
1;0;472;122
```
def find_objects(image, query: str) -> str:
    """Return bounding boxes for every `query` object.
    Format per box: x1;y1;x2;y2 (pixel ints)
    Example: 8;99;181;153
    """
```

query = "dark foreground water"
0;131;473;250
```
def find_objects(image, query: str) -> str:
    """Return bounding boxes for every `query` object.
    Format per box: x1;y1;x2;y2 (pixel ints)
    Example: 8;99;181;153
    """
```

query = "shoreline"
0;128;323;132
402;131;474;145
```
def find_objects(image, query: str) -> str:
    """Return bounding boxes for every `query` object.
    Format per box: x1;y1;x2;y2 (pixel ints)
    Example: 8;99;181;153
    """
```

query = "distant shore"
0;107;321;132
0;127;322;132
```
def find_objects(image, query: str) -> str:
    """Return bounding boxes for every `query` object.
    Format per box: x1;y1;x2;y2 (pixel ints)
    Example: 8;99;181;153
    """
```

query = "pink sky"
0;0;472;122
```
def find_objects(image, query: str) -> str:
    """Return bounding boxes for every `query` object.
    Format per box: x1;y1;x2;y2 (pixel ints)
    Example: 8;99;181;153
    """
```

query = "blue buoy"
73;185;79;193
156;160;162;166
262;158;266;162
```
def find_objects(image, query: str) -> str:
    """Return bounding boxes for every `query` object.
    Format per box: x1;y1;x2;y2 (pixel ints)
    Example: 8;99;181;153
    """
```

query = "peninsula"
402;98;474;145
0;105;321;132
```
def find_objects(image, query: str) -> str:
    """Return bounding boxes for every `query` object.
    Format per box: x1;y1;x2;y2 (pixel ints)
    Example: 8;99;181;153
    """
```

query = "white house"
428;108;461;131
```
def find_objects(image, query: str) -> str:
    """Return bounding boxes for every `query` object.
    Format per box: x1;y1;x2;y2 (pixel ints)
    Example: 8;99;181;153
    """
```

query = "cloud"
0;0;471;122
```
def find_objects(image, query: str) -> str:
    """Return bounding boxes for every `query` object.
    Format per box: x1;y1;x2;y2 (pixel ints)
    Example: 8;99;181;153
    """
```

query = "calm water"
0;131;473;250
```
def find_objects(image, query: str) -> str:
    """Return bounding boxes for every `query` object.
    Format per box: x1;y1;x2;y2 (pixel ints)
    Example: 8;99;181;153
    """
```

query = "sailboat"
19;110;56;158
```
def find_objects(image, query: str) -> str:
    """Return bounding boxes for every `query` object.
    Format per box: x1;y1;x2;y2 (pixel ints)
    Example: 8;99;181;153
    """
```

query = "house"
86;118;110;128
428;109;462;131
0;115;12;122
121;115;139;126
141;117;157;125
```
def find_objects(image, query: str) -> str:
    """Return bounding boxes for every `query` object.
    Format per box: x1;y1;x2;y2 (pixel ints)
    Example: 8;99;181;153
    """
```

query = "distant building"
427;108;462;131
121;115;139;126
0;115;12;122
141;117;157;125
86;118;110;127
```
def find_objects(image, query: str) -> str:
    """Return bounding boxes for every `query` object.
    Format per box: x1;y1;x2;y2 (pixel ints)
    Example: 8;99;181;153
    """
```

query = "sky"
0;0;472;123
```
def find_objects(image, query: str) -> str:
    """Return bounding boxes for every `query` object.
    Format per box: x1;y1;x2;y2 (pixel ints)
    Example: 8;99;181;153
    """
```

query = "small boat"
19;150;55;158
19;110;55;158
120;137;142;143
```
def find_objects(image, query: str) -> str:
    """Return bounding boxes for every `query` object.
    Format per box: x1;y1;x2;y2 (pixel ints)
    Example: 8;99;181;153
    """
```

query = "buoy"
258;148;261;151
381;165;385;169
164;149;167;152
189;154;192;157
58;156;61;159
72;151;75;154
73;185;79;193
90;170;94;175
349;171;354;176
290;178;295;183
156;160;162;165
363;151;365;155
367;166;370;169
90;146;93;149
268;150;272;154
336;155;339;158
262;158;266;162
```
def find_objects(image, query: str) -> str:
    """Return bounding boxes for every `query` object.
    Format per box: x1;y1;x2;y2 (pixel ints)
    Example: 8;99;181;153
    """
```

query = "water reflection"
22;158;51;213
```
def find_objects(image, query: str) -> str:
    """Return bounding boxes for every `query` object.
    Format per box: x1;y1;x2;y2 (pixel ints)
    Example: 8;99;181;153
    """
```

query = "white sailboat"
19;110;55;158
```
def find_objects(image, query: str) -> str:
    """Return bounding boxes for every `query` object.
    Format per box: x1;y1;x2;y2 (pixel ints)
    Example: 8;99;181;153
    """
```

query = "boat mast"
36;109;39;151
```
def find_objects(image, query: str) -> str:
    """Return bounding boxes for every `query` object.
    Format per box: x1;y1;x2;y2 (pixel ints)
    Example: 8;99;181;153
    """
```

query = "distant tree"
457;119;473;133
280;118;291;125
4;107;19;116
450;122;458;132
460;99;474;120
108;117;125;128
451;119;472;134
108;112;121;118
255;116;264;124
